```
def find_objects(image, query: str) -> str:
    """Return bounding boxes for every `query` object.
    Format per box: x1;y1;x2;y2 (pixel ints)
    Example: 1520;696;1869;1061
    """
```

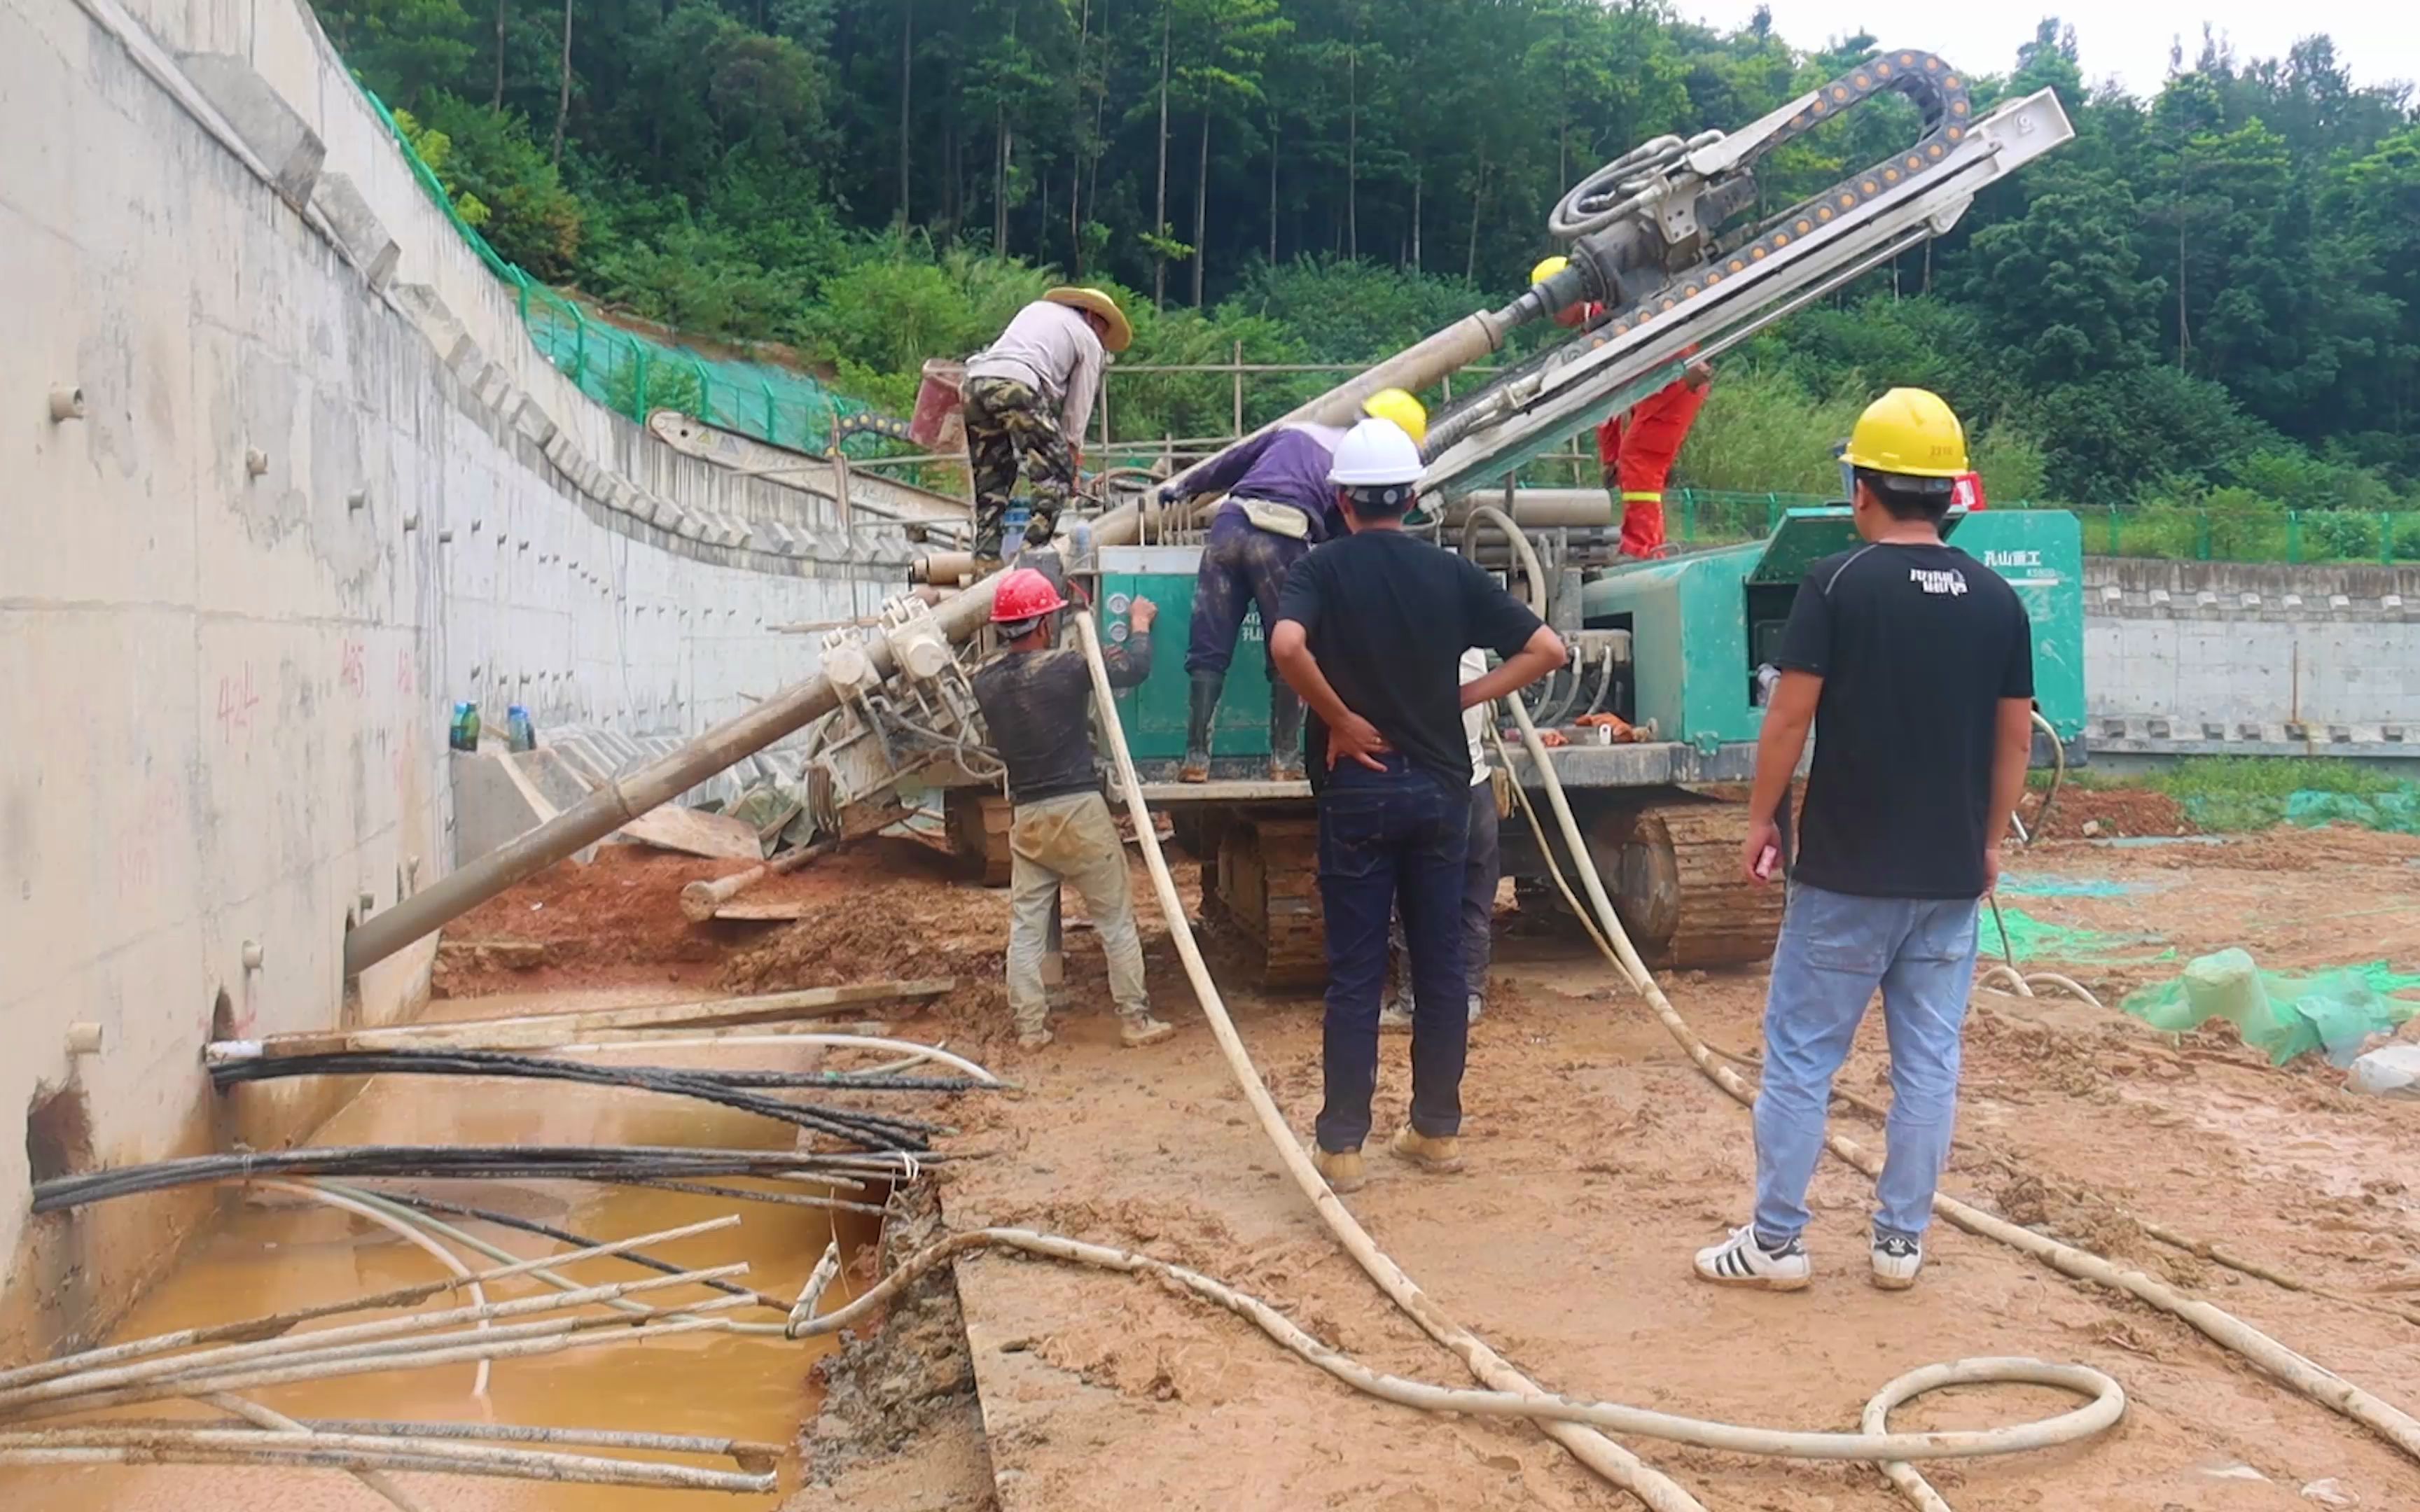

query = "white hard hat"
1328;417;1424;488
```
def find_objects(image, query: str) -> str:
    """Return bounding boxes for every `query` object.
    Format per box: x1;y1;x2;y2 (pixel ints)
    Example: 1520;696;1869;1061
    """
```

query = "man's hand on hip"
1325;711;1393;773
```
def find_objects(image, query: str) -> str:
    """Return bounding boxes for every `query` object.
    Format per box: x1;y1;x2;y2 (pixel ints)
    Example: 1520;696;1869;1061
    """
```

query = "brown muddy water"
4;988;882;1512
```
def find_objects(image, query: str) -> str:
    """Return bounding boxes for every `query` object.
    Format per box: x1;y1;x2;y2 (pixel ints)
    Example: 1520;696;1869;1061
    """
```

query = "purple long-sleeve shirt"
1169;423;1347;541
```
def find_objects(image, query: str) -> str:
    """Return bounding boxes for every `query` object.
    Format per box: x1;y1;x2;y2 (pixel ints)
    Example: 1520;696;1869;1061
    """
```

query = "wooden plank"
1138;780;1311;806
211;980;955;1061
712;897;823;922
618;804;764;860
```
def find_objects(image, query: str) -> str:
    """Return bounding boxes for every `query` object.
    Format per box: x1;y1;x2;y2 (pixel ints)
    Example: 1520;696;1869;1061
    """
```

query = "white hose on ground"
1069;615;2146;1510
1490;686;2420;1480
253;1180;495;1399
1071;612;1705;1512
795;1224;2122;1463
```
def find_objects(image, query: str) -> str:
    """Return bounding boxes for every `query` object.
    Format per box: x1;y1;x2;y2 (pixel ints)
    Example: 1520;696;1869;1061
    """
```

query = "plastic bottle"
449;702;482;752
1001;501;1031;562
506;705;536;752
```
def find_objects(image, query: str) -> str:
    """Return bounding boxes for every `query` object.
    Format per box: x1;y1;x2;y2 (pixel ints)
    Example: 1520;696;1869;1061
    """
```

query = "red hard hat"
989;566;1068;623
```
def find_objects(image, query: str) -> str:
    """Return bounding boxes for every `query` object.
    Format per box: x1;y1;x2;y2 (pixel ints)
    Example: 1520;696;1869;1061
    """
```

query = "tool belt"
1235;499;1311;540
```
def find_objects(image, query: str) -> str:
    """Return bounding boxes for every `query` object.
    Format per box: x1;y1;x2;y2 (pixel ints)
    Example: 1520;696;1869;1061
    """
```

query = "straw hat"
1043;286;1133;353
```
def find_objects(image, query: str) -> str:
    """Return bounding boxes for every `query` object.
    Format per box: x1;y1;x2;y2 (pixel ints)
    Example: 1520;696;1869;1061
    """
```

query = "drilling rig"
348;50;2087;985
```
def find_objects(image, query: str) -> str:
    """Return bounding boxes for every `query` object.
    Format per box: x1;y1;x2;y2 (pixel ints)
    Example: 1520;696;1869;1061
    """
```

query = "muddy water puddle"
6;988;877;1512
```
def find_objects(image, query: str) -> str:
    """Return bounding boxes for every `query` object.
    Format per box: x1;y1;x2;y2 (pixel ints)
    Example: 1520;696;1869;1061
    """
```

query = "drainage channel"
5;987;887;1512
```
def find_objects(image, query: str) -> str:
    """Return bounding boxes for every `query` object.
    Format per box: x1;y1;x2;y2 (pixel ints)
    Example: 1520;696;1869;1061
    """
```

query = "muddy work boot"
1268;685;1306;782
1016;1025;1054;1051
1311;1144;1366;1194
1118;1011;1176;1048
1389;1126;1466;1174
1178;671;1223;783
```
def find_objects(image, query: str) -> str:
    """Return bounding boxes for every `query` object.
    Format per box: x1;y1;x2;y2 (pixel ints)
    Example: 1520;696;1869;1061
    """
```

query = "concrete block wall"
0;0;910;1354
2084;559;2420;758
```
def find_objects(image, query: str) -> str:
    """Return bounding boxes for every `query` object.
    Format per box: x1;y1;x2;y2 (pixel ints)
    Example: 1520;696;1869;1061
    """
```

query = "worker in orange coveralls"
1527;255;1713;561
1597;360;1713;559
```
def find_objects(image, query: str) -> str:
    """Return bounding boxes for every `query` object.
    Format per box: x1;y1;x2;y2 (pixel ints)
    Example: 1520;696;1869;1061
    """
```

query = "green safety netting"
1979;904;2174;965
2122;950;2420;1065
1994;873;2146;899
359;86;889;458
2283;787;2420;834
2183;783;2420;834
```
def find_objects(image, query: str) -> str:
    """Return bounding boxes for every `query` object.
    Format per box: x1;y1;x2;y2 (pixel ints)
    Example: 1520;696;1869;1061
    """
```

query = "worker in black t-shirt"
1695;388;2035;1295
1270;418;1568;1194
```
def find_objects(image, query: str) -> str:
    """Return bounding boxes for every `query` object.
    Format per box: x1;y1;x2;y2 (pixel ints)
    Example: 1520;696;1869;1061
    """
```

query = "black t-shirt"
1274;529;1545;791
1777;541;2033;899
971;634;1153;805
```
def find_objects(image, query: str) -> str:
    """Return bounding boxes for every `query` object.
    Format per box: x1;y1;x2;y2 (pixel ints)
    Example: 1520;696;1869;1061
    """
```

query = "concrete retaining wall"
1;0;913;1353
2084;559;2420;759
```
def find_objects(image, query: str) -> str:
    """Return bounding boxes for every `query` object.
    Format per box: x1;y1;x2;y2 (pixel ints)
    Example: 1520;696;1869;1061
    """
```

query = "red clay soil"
2026;784;2194;840
433;834;975;996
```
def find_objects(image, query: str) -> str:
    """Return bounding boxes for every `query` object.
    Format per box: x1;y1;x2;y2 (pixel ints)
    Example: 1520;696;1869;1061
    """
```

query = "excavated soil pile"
2031;785;2194;839
436;834;975;995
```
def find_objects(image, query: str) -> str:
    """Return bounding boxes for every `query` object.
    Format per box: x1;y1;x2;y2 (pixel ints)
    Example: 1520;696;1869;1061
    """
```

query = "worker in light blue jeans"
1750;886;1981;1253
1694;388;2035;1294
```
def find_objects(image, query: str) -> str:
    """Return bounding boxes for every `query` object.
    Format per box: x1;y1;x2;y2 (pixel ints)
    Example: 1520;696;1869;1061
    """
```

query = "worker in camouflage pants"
964;379;1080;561
961;287;1132;566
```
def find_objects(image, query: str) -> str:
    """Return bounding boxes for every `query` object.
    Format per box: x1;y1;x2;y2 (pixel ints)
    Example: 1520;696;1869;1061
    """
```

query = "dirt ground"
472;822;2420;1511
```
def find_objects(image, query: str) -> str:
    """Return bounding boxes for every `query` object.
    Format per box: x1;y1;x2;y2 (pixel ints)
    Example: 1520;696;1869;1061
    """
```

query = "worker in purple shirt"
1162;389;1431;782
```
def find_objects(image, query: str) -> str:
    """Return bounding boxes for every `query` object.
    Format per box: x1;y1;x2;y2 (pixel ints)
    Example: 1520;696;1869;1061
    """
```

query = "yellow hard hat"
1840;387;1969;478
1362;388;1428;447
1529;255;1571;286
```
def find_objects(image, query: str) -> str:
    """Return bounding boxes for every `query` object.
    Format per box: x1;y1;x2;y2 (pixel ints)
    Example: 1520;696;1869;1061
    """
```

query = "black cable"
209;1052;943;1149
31;1145;890;1213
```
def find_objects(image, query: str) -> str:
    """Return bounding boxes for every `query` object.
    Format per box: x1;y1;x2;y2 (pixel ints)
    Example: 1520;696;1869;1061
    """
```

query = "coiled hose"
1020;612;2139;1510
804;580;2417;1506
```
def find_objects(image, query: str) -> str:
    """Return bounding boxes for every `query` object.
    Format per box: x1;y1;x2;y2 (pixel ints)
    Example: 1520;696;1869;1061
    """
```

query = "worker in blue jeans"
1695;389;2036;1292
1270;418;1566;1193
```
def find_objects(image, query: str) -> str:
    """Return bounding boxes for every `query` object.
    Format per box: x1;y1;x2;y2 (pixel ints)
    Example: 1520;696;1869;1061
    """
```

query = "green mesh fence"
359;85;886;458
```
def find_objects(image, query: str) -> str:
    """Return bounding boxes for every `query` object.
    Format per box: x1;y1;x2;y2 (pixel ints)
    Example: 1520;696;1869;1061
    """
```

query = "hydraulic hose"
1068;613;2141;1509
1070;613;1703;1511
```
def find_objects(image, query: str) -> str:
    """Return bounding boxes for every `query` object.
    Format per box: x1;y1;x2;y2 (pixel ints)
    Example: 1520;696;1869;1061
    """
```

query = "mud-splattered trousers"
1005;792;1151;1038
964;376;1076;560
1185;506;1312;678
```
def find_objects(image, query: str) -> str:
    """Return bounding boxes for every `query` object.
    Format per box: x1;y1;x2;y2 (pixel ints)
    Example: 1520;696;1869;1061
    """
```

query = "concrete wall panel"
1;0;910;1354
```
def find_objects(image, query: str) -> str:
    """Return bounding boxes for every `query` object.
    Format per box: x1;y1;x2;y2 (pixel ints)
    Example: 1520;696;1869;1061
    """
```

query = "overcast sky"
1676;4;2419;100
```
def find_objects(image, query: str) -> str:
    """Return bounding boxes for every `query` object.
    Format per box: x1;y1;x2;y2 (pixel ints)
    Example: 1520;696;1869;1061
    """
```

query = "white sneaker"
1378;1002;1414;1033
1466;993;1484;1025
1871;1232;1924;1290
1694;1226;1811;1291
